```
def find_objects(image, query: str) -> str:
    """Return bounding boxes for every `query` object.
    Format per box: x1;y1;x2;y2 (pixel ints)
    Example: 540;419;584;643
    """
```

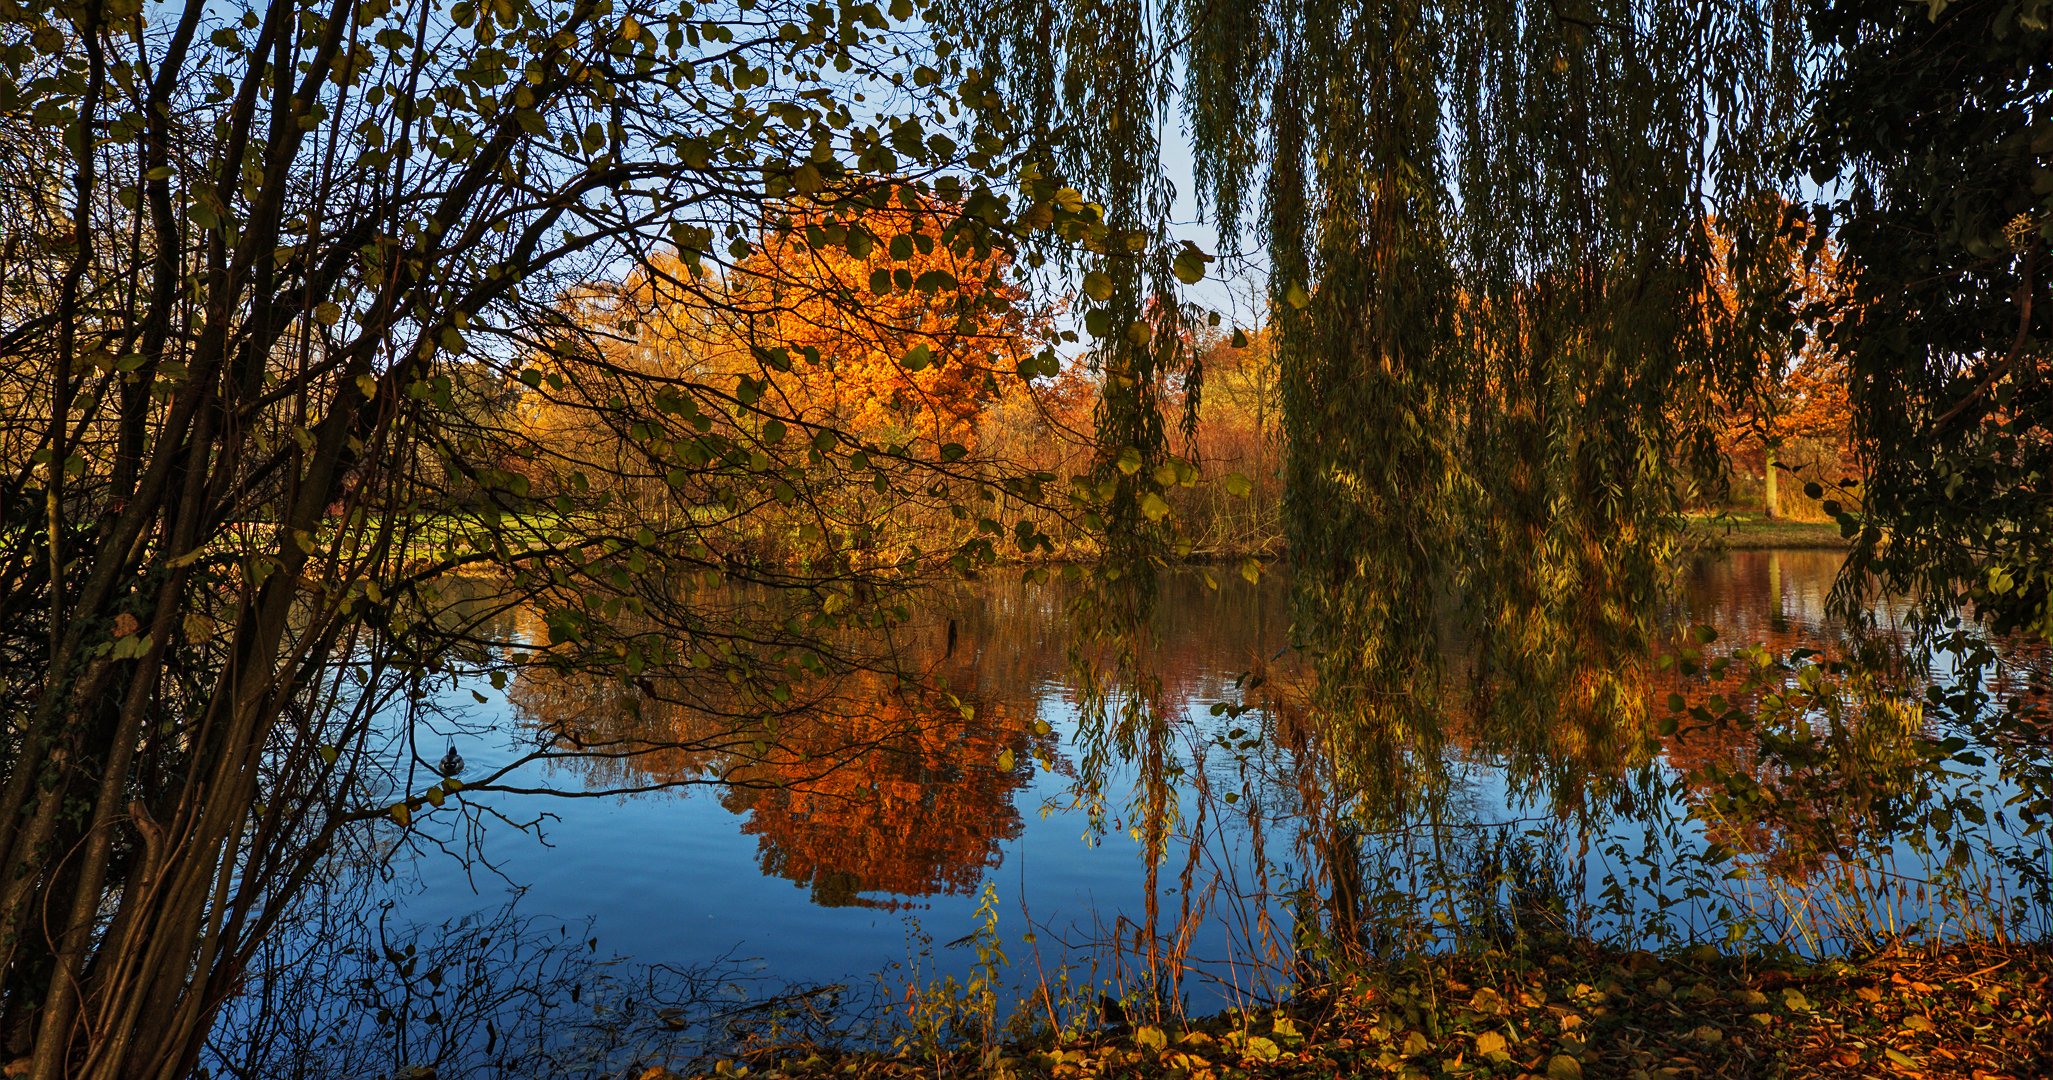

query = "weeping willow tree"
943;0;1811;912
938;0;1214;863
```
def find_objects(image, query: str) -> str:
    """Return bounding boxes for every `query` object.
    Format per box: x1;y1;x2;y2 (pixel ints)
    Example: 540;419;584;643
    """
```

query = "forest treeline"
0;0;2045;1075
482;211;1858;572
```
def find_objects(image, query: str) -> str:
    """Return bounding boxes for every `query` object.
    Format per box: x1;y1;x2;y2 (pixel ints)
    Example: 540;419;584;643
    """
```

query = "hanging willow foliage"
944;0;1811;810
939;0;1211;849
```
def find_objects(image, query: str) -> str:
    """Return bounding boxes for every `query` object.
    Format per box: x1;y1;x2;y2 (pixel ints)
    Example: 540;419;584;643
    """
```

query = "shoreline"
693;938;2053;1078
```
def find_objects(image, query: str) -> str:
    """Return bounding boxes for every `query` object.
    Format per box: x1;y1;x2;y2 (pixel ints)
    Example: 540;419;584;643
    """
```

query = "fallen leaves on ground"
690;941;2053;1079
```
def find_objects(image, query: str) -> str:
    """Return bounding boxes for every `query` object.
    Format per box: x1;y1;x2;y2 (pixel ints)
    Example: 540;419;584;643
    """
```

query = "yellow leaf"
1547;1054;1584;1080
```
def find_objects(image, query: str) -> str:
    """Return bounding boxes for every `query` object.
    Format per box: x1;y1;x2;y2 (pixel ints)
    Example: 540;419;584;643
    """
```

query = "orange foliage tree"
720;191;1039;454
1705;216;1855;518
511;186;1056;569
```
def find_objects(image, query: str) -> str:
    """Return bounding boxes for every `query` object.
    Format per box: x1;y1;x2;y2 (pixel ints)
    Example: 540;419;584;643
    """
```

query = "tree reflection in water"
507;655;1055;910
495;554;2052;1010
1209;548;2053;986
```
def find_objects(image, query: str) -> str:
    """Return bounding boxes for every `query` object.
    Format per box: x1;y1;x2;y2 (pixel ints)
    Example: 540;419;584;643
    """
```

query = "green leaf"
900;343;932;371
1243;1035;1281;1062
1284;280;1311;310
1081;270;1113;301
1139;492;1170;522
1223;472;1252;497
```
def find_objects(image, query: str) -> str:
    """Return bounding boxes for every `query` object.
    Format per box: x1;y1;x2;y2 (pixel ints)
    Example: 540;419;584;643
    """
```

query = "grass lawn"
1687;515;1850;550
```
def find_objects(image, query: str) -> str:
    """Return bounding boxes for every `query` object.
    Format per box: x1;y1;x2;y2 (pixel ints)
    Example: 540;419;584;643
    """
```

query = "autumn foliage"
1703;216;1858;519
506;187;1062;569
722;193;1037;453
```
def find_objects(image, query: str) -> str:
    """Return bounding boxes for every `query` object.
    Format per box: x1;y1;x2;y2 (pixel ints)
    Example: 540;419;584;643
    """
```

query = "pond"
211;548;2053;1076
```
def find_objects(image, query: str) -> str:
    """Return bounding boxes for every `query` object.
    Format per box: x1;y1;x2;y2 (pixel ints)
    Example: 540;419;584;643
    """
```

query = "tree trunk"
1763;441;1780;519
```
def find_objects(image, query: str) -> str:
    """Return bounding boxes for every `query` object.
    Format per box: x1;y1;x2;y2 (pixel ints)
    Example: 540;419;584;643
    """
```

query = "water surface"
219;549;2053;1074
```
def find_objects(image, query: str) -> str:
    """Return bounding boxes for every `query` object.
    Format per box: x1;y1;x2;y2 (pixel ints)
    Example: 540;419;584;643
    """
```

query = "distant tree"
511;194;1050;569
724;193;1039;454
1704;214;1854;517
